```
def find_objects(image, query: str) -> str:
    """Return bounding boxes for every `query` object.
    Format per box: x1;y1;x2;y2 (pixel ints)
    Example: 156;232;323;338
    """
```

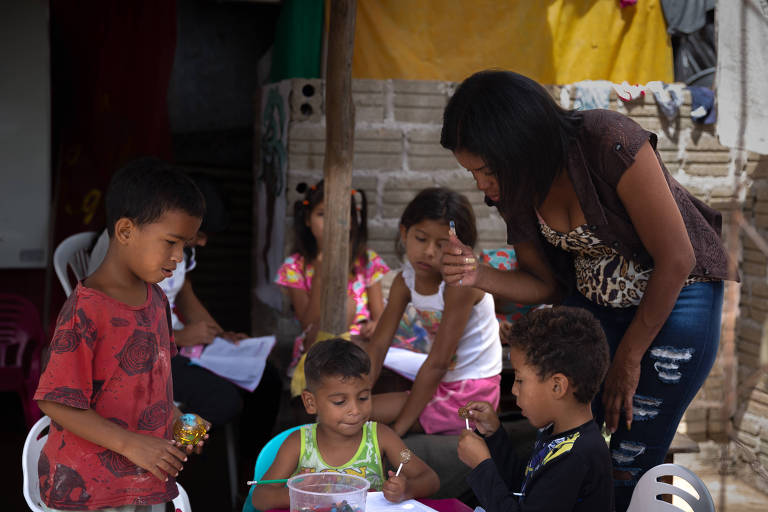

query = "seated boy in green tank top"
251;339;439;509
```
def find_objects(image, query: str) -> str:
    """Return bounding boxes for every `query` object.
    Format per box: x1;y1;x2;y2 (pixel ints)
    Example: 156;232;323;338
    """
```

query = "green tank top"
292;421;385;491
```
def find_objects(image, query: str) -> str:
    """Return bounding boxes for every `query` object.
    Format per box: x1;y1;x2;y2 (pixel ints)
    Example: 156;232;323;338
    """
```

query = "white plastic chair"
627;463;715;512
53;231;97;296
23;416;192;511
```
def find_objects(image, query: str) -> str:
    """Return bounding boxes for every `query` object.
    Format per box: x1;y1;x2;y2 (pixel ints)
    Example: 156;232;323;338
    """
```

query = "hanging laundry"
688;86;716;124
661;0;714;35
646;81;685;120
573;80;613;110
560;84;572;109
613;81;646;102
716;0;768;154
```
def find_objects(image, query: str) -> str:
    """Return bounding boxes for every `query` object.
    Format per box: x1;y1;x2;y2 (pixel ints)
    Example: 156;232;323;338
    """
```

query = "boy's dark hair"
507;306;609;403
292;180;368;271
440;70;583;208
397;187;477;257
304;338;371;391
105;158;206;236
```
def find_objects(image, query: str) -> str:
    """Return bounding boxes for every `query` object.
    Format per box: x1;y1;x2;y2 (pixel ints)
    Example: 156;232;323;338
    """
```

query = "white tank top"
400;260;502;382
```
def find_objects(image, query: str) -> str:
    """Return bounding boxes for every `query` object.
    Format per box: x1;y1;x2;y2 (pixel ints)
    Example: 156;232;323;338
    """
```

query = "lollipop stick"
395;462;404;477
465;418;470;430
449;220;456;237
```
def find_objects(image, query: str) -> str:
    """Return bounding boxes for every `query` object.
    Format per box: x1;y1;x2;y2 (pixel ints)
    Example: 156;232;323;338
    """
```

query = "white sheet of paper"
189;336;276;391
365;492;438;511
383;347;428;381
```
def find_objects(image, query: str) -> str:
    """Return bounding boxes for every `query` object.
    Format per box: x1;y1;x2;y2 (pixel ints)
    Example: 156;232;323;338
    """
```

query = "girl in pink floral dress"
276;180;389;396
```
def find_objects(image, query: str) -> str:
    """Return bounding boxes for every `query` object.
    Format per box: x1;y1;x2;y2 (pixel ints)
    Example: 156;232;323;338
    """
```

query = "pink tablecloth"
266;498;472;512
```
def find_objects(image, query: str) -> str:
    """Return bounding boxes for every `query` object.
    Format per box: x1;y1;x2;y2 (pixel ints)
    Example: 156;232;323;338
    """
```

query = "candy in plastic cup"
287;473;370;512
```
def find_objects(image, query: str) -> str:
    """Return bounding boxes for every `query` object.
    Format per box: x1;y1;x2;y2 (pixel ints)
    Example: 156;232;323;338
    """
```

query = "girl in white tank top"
366;188;502;436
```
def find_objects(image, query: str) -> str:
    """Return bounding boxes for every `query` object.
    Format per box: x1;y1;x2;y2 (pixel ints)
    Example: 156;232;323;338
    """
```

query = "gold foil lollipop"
458;406;471;429
395;448;412;476
173;413;208;445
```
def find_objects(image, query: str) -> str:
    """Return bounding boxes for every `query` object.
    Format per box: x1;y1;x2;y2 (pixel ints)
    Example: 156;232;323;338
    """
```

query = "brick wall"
277;77;768;492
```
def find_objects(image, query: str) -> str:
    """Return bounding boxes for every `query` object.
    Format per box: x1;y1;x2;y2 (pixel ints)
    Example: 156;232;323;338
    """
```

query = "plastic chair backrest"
22;416;50;511
242;425;305;512
0;293;45;427
24;416;192;511
627;463;715;512
53;231;97;296
173;481;192;512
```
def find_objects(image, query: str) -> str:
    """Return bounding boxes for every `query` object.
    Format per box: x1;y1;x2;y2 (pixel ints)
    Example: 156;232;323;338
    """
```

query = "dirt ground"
675;441;768;512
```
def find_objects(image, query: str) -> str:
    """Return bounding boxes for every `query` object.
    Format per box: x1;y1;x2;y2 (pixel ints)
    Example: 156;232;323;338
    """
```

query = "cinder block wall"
280;78;768;491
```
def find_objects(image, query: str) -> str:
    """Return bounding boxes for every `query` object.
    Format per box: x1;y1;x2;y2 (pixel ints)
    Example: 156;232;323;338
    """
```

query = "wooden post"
319;0;356;336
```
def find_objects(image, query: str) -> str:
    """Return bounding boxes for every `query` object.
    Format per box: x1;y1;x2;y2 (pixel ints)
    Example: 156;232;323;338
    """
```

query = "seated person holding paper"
248;339;439;511
89;164;281;440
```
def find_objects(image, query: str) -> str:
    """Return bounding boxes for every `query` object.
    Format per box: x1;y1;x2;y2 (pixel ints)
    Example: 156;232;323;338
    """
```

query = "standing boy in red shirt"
35;160;207;511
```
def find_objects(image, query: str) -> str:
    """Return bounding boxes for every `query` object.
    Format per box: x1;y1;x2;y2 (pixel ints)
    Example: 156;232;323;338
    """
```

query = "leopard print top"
538;219;709;308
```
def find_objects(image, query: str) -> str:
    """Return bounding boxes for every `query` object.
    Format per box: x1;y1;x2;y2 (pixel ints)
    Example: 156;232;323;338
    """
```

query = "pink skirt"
418;374;501;435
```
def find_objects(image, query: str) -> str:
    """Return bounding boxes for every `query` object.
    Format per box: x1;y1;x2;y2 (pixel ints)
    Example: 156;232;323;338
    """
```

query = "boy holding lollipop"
458;307;614;512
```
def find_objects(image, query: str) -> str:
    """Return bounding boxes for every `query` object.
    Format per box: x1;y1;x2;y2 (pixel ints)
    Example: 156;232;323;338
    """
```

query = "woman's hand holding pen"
441;225;479;287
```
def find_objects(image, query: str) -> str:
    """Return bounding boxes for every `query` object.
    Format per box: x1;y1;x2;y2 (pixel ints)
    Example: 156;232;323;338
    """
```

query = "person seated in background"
457;306;614;512
248;339;439;511
88;159;281;470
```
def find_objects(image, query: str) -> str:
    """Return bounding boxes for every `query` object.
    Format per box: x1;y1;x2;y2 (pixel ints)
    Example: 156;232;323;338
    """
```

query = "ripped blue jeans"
564;280;723;512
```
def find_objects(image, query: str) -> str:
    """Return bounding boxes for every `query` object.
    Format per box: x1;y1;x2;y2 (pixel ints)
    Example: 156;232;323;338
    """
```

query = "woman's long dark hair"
292;179;368;272
440;70;583;207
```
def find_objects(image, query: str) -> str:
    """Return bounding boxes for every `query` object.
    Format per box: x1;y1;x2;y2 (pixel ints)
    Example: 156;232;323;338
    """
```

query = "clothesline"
560;79;715;125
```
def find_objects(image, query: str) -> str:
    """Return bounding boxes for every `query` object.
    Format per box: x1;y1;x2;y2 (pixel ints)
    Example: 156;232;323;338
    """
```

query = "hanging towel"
716;0;768;154
560;84;572;109
661;0;715;35
613;81;646;102
646;81;685;120
688;86;716;124
573;80;613;110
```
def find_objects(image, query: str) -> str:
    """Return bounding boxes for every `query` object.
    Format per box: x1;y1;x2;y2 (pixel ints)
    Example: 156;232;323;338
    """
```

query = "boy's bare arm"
173;280;223;346
251;430;301;509
38;400;187;482
378;424;439;502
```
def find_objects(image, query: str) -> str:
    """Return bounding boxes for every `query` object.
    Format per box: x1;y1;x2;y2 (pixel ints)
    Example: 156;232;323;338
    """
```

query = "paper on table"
189;336;276;392
366;492;438;511
383;347;428;381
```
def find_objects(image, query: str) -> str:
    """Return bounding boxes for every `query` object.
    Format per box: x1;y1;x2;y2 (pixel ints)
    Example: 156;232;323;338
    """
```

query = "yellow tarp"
348;0;673;84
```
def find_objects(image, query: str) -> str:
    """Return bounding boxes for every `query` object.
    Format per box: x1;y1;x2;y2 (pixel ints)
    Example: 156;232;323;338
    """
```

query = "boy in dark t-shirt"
35;160;207;511
458;306;614;512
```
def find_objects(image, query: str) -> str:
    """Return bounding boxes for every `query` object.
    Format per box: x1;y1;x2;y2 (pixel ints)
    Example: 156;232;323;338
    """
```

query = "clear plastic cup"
287;473;370;512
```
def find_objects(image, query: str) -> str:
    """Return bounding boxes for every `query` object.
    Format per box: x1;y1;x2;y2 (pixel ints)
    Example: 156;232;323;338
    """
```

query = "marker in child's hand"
449;220;457;238
246;478;288;486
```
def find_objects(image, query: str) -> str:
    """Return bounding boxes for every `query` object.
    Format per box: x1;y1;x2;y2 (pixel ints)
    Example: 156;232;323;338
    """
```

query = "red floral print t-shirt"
34;282;178;510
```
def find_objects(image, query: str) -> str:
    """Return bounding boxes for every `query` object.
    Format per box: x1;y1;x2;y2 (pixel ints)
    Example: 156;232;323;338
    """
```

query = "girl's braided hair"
292;179;369;271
